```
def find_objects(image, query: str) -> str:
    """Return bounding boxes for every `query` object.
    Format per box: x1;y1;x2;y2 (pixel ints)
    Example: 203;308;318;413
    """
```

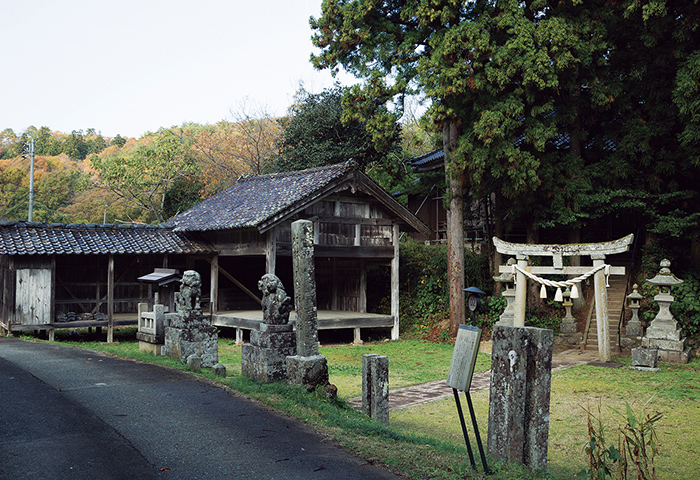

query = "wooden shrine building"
167;161;430;342
1;162;429;343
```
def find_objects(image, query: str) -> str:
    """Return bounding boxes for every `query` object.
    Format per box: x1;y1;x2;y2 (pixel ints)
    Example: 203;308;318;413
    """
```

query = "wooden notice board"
446;324;482;392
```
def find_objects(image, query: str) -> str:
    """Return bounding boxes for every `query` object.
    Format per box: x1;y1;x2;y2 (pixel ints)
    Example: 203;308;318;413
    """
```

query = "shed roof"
166;162;430;236
0;221;214;256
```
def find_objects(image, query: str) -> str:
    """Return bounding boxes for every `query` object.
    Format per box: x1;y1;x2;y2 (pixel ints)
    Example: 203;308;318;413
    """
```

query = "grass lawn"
16;327;700;480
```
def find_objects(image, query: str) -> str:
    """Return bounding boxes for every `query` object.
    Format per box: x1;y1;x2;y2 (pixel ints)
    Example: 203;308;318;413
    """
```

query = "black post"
452;388;476;469
465;391;490;474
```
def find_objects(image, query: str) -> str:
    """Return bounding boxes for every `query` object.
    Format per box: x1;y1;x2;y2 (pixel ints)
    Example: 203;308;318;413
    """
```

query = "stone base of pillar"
242;324;296;383
286;354;329;387
641;337;693;364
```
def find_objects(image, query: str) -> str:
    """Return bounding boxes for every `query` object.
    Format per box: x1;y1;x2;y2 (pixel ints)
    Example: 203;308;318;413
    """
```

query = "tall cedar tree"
311;0;700;332
275;85;398;172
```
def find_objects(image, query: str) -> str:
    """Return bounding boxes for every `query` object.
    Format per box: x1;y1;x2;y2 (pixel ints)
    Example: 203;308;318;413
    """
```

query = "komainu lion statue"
258;273;292;325
175;270;202;312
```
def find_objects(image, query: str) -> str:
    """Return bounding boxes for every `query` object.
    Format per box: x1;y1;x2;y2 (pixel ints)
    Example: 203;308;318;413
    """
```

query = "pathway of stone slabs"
346;349;601;412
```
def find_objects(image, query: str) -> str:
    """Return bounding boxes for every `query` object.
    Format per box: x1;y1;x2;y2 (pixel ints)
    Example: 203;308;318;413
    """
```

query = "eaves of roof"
0;221;215;256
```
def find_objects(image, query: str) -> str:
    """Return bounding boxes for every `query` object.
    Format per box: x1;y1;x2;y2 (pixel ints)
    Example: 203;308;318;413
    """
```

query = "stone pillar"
514;255;528;327
487;325;553;470
592;254;611;362
362;354;389;424
286;220;329;387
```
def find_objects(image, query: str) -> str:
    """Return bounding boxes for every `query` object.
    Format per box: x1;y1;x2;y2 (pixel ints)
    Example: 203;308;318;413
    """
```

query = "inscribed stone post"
286;220;329;387
487;325;553;470
361;354;389;424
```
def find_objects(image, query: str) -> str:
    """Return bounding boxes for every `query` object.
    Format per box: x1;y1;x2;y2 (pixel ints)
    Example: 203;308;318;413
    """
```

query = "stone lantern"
493;258;516;326
641;259;692;363
559;287;578;334
625;284;643;337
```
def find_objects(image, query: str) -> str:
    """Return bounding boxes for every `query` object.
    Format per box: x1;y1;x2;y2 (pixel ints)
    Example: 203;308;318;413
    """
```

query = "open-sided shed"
167;161;430;341
0;222;214;341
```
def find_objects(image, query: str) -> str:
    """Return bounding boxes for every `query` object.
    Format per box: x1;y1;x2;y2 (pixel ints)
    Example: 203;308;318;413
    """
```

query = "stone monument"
241;273;297;382
163;270;219;367
487;324;553;470
641;259;693;363
285;220;330;388
625;284;643;337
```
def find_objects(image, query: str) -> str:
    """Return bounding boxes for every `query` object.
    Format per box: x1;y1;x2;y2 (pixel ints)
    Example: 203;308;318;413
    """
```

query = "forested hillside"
0;118;283;224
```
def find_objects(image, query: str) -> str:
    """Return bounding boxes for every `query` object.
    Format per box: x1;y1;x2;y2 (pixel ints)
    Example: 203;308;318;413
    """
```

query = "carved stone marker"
487;324;553;470
163;270;219;367
241;274;297;382
286;220;329;387
362;354;389;424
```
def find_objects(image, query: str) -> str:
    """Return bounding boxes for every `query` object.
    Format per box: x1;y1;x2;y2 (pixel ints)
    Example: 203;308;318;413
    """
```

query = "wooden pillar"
266;228;277;274
359;259;367;313
107;254;114;343
49;255;56;341
210;255;219;316
514;254;528;327
592;254;610;362
391;224;400;340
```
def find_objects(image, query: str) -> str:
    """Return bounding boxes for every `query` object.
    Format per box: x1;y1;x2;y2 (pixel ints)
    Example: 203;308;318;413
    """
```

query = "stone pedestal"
242;324;296;382
286;354;329;386
163;270;219;367
487;325;553;470
164;313;219;367
630;347;659;372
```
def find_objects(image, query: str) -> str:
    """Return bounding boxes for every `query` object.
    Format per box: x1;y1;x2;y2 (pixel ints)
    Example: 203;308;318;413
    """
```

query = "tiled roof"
167;162;356;232
0;221;214;256
408;149;444;172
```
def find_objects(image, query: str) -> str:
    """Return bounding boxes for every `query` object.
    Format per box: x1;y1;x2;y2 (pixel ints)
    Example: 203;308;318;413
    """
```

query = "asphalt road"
0;338;401;480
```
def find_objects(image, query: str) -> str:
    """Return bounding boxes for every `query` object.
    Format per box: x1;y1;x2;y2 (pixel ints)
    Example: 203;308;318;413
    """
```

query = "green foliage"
578;401;662;480
311;0;700;241
398;239;491;339
275;84;399;172
91;128;196;223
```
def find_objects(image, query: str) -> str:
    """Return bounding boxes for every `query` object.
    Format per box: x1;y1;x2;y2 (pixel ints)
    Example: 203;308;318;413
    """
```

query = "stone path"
346;349;599;412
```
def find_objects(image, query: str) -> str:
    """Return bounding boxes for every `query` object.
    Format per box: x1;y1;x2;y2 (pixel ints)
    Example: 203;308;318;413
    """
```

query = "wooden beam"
266;229;277;274
210;255;219;316
391;224;400;340
107;254;114;343
205;258;262;305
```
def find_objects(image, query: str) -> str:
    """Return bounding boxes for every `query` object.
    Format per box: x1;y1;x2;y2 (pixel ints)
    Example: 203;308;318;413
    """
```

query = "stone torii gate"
494;234;634;362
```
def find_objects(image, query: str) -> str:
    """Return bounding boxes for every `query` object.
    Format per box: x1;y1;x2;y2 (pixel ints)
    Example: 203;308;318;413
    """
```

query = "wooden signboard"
447;324;482;392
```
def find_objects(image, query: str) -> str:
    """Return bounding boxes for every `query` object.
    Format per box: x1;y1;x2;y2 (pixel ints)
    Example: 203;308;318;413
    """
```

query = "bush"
397;239;492;339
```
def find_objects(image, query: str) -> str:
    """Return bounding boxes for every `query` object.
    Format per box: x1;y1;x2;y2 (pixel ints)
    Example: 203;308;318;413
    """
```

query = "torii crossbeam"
493;234;634;362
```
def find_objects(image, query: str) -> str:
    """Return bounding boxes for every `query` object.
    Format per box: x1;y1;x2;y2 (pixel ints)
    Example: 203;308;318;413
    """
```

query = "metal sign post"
447;323;490;474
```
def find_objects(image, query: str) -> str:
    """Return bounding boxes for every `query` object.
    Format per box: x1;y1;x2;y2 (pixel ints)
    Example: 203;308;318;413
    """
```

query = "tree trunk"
444;121;465;336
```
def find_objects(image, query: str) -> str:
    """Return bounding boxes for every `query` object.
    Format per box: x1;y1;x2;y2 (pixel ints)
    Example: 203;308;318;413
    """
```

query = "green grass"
13;327;700;480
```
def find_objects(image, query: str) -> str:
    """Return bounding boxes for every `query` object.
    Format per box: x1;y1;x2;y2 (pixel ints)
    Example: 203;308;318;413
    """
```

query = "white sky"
1;0;355;139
